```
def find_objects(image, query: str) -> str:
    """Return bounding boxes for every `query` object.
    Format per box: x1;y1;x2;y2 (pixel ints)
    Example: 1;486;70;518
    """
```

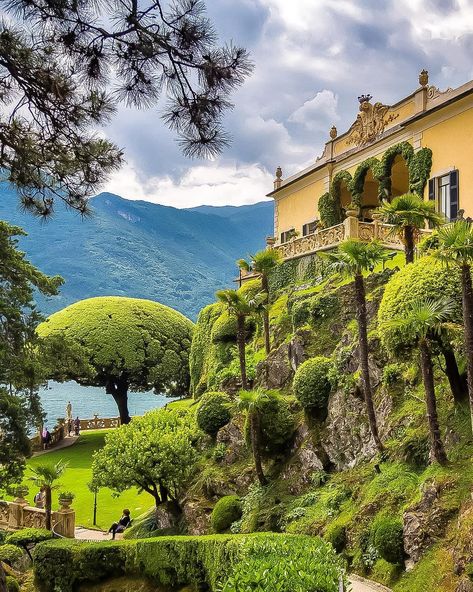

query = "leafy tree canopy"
0;388;30;493
91;408;199;508
1;0;252;215
37;296;194;422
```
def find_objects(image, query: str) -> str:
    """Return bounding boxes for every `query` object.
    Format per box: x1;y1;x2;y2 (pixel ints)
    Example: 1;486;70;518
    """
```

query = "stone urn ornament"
58;492;75;510
371;210;384;221
345;203;360;218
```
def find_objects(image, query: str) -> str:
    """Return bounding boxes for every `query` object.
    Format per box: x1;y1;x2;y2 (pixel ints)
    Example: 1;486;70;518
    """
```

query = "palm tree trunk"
236;314;248;390
461;262;473;434
404;225;415;264
441;344;466;403
354;273;384;452
261;274;271;355
0;562;6;592
250;412;267;485
45;486;52;530
419;339;448;465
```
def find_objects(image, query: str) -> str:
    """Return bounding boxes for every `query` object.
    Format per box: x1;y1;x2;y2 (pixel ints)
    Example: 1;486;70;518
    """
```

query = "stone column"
8;498;28;530
343;215;359;240
52;506;76;538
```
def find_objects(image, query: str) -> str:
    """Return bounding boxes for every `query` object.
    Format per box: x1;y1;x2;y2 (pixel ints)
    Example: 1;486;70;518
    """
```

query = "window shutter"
428;178;435;201
302;224;308;237
449;170;459;220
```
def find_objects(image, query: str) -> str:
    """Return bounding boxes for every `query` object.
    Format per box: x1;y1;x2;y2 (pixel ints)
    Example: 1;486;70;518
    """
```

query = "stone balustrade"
0;496;75;538
274;216;431;261
79;415;120;431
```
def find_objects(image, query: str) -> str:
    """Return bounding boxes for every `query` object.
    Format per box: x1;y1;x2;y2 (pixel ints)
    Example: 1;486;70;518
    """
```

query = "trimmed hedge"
378;256;462;353
0;544;23;566
211;496;242;533
6;528;53;548
293;357;332;411
33;534;345;592
197;391;232;437
372;517;404;564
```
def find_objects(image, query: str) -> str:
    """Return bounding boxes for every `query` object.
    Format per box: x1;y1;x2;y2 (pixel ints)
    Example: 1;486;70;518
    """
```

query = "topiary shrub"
6;528;53;559
255;392;296;453
372;517;404;564
378;256;462;353
6;576;20;592
211;496;242;533
293;357;332;412
211;311;255;344
324;524;346;553
196;391;231;437
0;544;23;566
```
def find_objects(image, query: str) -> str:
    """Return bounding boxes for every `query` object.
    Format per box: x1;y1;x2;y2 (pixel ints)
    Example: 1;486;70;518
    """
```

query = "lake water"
39;381;175;427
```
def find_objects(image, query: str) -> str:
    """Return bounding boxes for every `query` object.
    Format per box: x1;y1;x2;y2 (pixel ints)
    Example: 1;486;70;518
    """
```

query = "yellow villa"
268;69;472;260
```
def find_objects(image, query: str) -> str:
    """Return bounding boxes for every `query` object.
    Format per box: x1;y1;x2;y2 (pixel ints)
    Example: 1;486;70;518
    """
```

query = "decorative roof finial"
419;69;429;87
357;94;373;111
330;125;338;140
274;166;283;190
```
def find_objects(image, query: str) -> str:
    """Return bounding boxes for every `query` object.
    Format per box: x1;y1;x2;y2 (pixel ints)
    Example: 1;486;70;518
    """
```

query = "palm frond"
321;239;390;276
435;220;473;265
379;194;445;230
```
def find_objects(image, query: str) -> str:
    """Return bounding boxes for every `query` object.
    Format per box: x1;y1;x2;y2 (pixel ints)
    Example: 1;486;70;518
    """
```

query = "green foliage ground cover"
18;431;149;529
33;533;345;592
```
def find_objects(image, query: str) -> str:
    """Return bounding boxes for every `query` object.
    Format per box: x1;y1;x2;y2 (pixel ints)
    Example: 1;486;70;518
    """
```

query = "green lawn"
23;430;150;530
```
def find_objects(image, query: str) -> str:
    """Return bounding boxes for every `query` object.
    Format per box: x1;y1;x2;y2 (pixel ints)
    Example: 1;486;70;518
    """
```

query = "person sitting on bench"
107;509;131;539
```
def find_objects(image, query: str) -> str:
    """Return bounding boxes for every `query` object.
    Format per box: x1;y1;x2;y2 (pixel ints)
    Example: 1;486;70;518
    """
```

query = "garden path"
349;574;392;592
33;434;79;457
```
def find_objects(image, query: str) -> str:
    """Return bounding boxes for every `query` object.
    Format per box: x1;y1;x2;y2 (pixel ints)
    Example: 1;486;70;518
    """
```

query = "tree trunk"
0;562;6;592
404;225;415;264
461;263;473;434
45;486;52;530
261;274;271;355
354;273;384;452
441;344;466;403
236;314;248;390
250;412;267;486
419;339;448;465
107;376;131;424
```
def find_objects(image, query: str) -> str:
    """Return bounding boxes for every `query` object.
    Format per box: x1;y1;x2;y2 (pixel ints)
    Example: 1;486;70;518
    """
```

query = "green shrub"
324;524;346;553
309;293;339;321
0;544;23;566
293;357;332;411
372;517;404;564
466;561;473;581
32;533;345;592
378;256;462;353
190;303;224;395
6;528;53;549
211;312;255;344
196;391;231;437
211;496;242;533
371;558;402;586
291;299;311;328
6;576;20;592
256;392;296;452
219;536;346;592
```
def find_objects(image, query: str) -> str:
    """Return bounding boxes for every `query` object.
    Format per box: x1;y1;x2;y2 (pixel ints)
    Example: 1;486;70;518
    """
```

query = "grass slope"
24;431;149;530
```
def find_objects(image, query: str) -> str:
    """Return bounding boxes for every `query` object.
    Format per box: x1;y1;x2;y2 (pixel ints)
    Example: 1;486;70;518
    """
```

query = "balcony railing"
274;216;431;261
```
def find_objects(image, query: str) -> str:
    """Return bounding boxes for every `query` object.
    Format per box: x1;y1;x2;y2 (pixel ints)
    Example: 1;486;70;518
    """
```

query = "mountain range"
0;187;274;320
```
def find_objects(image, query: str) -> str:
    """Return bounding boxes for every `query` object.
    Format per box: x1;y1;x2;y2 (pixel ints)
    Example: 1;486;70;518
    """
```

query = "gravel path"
349;575;392;592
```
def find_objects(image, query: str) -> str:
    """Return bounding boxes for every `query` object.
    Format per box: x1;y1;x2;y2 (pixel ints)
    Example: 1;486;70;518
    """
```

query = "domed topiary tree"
378;256;464;402
196;391;231;438
211;495;242;533
372;517;404;564
293;357;332;413
38;297;194;424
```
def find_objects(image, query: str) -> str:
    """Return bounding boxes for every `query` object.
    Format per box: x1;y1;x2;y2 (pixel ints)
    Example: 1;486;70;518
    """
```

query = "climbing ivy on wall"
408;147;433;196
317;142;433;226
318;192;339;228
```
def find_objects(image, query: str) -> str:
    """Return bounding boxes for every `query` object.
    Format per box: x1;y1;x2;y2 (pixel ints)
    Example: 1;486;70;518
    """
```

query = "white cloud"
103;161;274;208
288;90;340;132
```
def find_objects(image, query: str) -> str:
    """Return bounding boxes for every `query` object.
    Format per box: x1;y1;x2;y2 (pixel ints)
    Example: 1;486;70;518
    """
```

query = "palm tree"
436;220;473;433
29;460;68;530
324;239;390;452
216;289;255;390
237;389;269;485
238;250;282;354
379;193;444;264
382;298;454;465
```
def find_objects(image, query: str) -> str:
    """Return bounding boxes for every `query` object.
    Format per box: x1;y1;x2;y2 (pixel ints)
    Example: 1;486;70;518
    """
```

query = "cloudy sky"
103;0;473;208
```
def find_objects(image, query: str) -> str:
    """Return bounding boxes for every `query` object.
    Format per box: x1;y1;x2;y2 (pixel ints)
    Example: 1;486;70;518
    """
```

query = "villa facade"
268;70;473;260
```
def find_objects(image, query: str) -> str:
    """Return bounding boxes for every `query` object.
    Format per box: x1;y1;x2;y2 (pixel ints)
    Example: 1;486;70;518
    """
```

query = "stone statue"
66;401;73;420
